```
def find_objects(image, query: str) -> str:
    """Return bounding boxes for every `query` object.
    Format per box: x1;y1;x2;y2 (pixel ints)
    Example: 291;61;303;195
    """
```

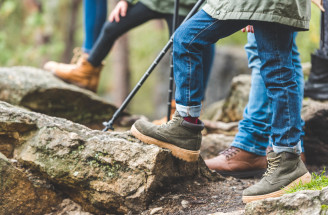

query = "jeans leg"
165;15;216;102
82;0;107;53
173;10;247;117
231;33;271;156
253;22;302;154
88;2;160;67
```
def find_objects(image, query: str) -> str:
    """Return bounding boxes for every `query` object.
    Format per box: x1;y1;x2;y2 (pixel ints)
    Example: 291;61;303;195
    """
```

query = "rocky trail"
1;67;328;215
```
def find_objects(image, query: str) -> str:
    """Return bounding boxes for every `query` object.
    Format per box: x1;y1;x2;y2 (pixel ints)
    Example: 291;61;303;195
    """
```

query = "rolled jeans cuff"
176;104;202;117
272;140;302;155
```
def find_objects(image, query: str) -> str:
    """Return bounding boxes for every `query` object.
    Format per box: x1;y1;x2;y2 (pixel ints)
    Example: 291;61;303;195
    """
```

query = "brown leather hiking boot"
152;100;176;125
52;56;102;92
205;147;267;178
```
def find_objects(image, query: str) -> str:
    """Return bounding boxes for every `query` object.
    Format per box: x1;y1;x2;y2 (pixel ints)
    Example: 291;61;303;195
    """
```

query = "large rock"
302;99;328;165
0;101;221;214
203;75;251;122
0;152;62;215
0;67;123;128
245;187;328;215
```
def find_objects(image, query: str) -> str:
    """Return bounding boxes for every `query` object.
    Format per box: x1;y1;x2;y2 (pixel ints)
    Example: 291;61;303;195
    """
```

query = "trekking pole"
103;0;205;131
167;0;180;122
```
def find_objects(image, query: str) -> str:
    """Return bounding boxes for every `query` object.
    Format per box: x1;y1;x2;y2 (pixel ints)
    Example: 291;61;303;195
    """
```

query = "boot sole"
217;168;266;179
131;124;199;162
54;73;97;92
242;172;312;203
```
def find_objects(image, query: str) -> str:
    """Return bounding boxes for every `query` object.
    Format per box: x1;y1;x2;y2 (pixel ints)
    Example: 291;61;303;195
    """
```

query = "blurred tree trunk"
111;1;131;107
62;0;81;63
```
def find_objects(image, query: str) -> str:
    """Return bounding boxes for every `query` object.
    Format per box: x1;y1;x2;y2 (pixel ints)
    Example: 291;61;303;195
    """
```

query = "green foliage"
285;169;328;194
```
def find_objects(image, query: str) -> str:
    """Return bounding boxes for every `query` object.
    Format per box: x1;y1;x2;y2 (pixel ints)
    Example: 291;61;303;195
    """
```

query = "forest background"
0;0;321;119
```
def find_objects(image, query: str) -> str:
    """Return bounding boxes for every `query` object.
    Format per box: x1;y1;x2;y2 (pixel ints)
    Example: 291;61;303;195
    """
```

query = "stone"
245;189;328;215
301;99;328;165
200;134;234;160
0;66;125;128
0;152;62;215
45;199;93;215
0;101;222;214
209;210;245;215
181;200;190;208
149;207;163;215
203;75;251;123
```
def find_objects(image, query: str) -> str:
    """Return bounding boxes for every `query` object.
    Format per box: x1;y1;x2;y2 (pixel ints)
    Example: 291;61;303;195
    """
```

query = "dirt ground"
46;163;327;215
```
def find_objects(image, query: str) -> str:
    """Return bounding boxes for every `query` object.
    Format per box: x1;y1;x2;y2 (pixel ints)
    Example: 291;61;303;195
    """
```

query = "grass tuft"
285;169;328;194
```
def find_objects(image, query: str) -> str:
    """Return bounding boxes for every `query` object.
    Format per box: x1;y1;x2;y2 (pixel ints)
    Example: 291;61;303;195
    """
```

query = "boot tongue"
267;151;279;159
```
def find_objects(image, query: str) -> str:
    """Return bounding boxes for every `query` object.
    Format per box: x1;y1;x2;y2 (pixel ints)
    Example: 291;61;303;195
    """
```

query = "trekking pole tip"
102;121;115;132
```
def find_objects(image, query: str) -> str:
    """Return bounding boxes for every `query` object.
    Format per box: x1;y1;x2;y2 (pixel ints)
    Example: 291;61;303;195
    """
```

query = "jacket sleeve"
125;0;137;4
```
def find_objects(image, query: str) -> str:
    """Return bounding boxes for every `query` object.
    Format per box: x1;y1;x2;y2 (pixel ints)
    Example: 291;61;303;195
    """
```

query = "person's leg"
205;33;268;178
242;23;310;203
82;0;108;54
53;2;163;92
131;10;247;162
88;2;161;67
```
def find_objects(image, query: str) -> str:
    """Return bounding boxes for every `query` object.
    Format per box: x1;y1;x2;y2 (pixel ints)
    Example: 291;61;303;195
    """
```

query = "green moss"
322;205;328;210
285;169;328;194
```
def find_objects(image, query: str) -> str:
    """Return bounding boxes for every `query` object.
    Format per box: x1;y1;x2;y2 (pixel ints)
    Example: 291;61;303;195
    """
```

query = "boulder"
0;152;62;215
0;101;221;214
0;66;124;128
302;99;328;165
245;187;328;215
203;75;251;122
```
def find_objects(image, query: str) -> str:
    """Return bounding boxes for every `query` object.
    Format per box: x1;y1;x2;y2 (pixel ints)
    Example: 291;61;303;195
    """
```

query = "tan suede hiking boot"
44;48;87;73
242;151;311;203
52;56;102;92
205;147;267;178
152;100;176;125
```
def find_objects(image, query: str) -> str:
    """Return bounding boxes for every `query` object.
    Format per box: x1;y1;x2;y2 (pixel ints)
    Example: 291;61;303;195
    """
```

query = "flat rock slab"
0;101;220;214
0;66;122;127
0;152;62;215
245;187;328;215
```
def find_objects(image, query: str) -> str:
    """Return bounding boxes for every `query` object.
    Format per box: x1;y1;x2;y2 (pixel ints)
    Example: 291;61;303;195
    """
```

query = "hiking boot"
152;100;176;125
44;48;87;72
52;56;102;92
205;147;267;179
131;111;204;162
242;151;311;203
266;147;306;163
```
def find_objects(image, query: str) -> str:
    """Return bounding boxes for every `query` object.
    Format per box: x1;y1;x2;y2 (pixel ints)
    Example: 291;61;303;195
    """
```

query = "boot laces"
70;47;83;64
263;155;281;177
159;115;179;129
220;147;240;159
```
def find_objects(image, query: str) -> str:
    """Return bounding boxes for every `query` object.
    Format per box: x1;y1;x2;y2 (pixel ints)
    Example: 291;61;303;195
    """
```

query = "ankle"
183;116;198;124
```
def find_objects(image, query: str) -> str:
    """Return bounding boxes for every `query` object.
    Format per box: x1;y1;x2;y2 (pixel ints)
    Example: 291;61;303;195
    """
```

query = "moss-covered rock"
0;101;221;214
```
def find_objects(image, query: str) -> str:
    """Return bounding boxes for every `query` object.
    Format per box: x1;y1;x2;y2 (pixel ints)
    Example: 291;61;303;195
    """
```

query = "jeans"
231;33;304;156
174;10;302;153
82;0;108;53
87;2;215;94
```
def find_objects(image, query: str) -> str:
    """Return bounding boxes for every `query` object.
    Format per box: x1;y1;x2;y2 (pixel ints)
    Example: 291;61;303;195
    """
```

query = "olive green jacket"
126;0;198;16
203;0;311;30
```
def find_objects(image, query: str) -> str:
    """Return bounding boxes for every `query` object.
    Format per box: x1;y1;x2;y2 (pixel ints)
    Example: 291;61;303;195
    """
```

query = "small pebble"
181;200;189;208
150;207;163;215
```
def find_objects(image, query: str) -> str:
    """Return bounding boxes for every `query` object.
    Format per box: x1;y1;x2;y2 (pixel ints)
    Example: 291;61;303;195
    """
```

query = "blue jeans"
231;33;304;156
82;0;107;53
174;10;302;153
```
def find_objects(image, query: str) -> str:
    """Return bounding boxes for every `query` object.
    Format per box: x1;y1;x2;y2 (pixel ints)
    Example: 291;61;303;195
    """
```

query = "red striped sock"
183;117;198;124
